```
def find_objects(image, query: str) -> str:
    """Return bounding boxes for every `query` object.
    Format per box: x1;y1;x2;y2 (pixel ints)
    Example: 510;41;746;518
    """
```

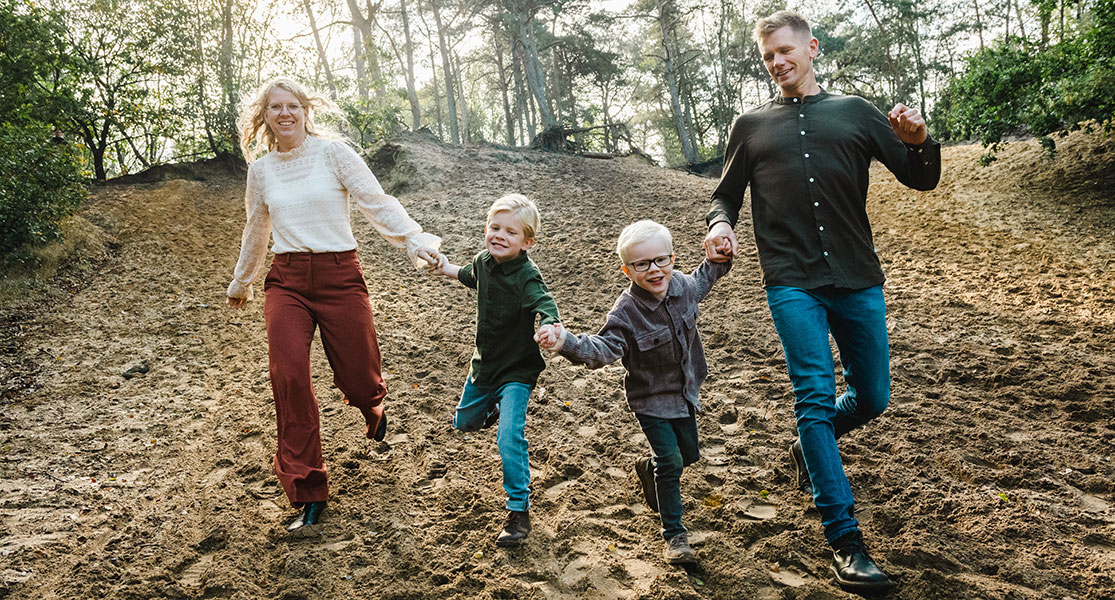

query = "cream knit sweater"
227;135;440;300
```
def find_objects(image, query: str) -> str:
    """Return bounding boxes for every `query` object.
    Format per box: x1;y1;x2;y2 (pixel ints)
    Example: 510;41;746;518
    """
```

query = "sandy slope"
0;129;1113;600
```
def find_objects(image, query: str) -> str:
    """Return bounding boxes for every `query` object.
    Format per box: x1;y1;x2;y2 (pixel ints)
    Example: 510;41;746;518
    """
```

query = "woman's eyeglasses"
267;103;304;114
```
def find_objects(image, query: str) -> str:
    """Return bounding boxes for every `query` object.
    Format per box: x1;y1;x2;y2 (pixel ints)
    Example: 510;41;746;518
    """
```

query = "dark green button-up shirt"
708;90;941;290
458;250;560;388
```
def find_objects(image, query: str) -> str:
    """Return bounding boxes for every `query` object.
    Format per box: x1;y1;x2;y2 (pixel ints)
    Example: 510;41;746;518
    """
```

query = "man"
703;10;940;592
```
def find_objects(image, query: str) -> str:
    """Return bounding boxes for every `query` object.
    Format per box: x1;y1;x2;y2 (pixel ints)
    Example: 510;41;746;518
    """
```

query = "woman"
226;77;440;530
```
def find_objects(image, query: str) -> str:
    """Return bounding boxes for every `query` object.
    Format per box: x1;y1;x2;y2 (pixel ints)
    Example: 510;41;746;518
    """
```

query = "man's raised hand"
888;103;928;145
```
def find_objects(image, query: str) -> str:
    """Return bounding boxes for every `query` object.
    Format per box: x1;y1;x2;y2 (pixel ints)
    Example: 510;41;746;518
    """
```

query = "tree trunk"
219;0;239;155
346;0;386;102
550;40;563;126
353;23;367;99
79;115;112;181
192;2;217;157
430;0;460;143
454;52;470;143
516;9;556;130
512;41;530;143
495;38;515;145
430;41;444;140
115;121;150;168
971;0;985;50
301;0;338;99
1013;0;1027;40
862;0;900;97
400;0;421;130
656;2;699;164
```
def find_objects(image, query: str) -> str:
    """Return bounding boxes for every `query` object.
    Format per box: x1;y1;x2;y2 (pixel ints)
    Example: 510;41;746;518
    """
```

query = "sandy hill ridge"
0;130;1113;600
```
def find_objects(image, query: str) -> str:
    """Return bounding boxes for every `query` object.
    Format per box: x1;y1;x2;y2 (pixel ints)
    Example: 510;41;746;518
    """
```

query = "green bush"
0;122;87;261
935;2;1115;153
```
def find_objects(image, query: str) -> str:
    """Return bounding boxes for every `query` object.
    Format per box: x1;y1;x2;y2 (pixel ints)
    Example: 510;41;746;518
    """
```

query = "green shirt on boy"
458;249;560;388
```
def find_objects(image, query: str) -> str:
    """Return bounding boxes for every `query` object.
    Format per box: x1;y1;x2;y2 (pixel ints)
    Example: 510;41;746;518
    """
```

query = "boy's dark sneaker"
830;531;895;591
634;457;659;512
482;402;500;429
663;533;698;564
789;438;813;496
496;510;530;546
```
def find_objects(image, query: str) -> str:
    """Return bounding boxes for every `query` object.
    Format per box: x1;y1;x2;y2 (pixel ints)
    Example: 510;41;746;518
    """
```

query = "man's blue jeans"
635;408;700;541
765;284;890;545
454;379;533;512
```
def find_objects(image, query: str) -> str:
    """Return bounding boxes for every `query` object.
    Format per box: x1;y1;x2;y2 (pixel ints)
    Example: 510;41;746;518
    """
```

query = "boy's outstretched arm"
546;315;627;370
693;256;733;302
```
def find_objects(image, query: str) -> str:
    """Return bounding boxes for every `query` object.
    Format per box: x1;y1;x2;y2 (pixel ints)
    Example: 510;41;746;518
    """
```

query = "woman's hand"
415;247;440;270
227;296;247;309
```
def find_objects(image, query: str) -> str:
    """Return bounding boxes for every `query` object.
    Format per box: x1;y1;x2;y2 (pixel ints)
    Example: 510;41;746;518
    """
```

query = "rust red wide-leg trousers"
264;250;387;505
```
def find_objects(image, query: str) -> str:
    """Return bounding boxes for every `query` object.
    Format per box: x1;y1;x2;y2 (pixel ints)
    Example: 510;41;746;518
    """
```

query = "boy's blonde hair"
616;220;673;264
488;194;541;240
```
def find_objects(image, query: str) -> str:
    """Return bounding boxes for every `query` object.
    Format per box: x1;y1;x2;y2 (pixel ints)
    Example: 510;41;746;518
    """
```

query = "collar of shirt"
772;88;830;105
627;275;682;311
481;249;530;274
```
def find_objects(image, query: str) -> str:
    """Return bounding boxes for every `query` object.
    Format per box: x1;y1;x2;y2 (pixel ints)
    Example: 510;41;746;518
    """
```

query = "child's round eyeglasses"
627;255;674;272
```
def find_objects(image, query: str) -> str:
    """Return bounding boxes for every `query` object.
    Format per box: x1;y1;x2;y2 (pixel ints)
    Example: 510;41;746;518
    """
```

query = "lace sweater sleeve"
227;164;272;301
326;141;441;265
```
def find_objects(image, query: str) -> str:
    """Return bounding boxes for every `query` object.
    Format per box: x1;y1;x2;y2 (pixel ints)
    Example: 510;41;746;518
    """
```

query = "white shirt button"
824;251;829;256
799;114;804;118
814;202;819;207
800;131;805;135
819;226;824;231
809;177;815;182
804;153;810;158
793;98;799;103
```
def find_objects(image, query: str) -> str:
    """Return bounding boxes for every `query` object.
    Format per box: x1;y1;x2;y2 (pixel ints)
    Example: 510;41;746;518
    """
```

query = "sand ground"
1;129;1113;599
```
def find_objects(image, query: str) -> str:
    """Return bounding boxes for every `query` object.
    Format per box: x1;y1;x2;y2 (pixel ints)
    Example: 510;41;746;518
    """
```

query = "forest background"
1;0;1114;262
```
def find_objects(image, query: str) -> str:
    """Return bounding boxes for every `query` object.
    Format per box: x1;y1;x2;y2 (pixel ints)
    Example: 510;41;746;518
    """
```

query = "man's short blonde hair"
754;10;812;43
488;194;541;240
616;220;673;264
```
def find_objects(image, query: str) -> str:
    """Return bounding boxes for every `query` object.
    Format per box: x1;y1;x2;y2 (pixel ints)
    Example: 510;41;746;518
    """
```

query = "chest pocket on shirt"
635;327;675;368
680;308;699;345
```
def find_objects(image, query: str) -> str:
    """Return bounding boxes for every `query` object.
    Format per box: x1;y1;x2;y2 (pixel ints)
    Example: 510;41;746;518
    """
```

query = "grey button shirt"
559;259;732;419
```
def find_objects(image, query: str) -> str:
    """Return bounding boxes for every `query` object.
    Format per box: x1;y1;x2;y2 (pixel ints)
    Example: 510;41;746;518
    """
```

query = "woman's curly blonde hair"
237;77;337;162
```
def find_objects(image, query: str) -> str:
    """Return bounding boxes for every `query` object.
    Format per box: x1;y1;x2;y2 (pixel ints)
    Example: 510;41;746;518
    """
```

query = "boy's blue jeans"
454;379;532;512
765;284;891;545
635;408;700;541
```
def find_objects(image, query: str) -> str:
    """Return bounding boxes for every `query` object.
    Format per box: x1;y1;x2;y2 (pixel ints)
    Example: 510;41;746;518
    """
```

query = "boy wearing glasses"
428;194;561;547
535;220;731;564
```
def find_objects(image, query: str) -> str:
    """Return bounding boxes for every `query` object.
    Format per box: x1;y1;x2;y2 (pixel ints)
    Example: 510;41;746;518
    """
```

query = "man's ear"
809;37;819;59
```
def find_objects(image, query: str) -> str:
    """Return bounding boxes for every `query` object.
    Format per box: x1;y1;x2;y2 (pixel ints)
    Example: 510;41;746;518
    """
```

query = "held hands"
703;222;738;263
227;296;247;310
415;247;441;271
888;103;928;145
423;250;460;279
534;323;566;352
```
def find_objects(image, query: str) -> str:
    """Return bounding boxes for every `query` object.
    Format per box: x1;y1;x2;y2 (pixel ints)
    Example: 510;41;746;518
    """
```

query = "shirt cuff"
227;280;254;301
405;232;442;269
